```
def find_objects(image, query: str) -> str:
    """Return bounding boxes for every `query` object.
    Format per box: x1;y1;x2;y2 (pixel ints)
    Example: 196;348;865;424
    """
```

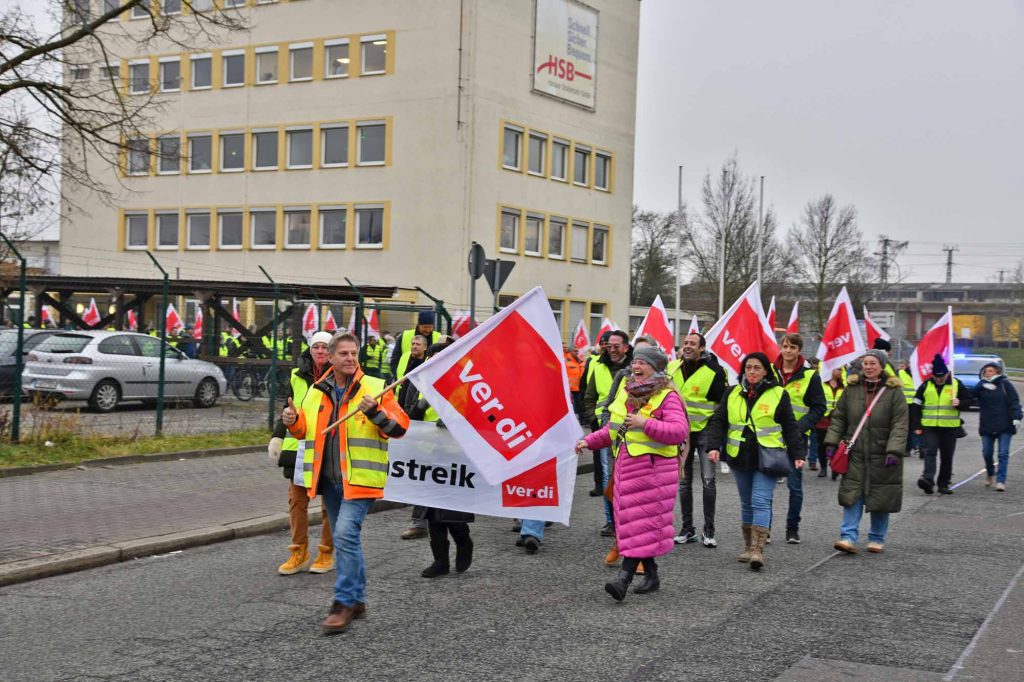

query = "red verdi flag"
82;297;101;327
192;307;203;340
404;287;582;484
572;318;589;351
165;303;184;335
910;307;954;385
631;295;676;359
688;315;700;335
302;303;319;339
367;309;381;337
767;296;777;331
125;308;137;331
704;281;779;382
323;308;337;332
451;310;472;339
863;306;890;349
787;301;800;334
597;317;618;341
814;287;865;377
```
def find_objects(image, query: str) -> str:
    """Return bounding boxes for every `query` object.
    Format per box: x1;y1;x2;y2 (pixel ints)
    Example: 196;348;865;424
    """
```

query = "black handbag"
758;445;791;477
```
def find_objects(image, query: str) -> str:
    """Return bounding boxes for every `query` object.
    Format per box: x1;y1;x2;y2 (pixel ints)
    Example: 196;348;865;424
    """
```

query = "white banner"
384;422;577;524
533;0;599;110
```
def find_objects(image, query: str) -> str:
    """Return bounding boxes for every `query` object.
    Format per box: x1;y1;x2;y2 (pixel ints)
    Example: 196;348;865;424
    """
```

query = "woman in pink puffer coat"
578;345;689;601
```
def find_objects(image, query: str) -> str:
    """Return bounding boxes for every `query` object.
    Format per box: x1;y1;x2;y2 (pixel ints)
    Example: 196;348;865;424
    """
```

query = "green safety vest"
899;370;916;404
363;340;387;371
296;374;390;489
781;366;814;434
667;359;717;433
591;362;614;418
606;385;678;459
725;385;785;458
283;369;313;453
921;379;961;428
822;383;843;417
395;329;442;379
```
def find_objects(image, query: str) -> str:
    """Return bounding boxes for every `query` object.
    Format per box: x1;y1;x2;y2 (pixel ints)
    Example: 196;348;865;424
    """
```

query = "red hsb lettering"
536;55;577;81
501;458;559;508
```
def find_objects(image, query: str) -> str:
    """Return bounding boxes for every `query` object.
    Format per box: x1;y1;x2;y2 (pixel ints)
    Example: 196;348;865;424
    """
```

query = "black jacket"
671;351;728;405
973;374;1022;436
704;375;806;471
273;349;319;479
582;348;634;426
910;377;971;431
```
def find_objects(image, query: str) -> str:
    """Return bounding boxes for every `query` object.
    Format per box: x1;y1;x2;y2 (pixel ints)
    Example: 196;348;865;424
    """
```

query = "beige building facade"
61;0;639;340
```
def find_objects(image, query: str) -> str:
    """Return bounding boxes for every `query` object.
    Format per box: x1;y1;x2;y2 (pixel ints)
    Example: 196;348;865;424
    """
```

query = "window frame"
324;39;350;79
285;127;314;169
356;121;386;166
251;129;279;171
131;2;149;19
595;151;612;191
502;124;523;171
320;124;349;168
499;209;520;254
126;137;150;176
218;210;244;250
318;206;347;249
527;132;548;176
354;204;385;249
128;60;150;94
155;211;180;250
249;210;278;250
360;34;388;76
125;213;149;250
288;42;314;82
548;216;566;260
219;130;246;173
571;221;590;263
591;224;609;265
186;211;211;250
523;213;544;257
551;138;569;181
573;143;591;186
284;207;312;249
161;0;182;16
190;53;212;90
254;46;279;85
158;57;181;92
187;133;213;174
221;50;246;88
156;135;181;175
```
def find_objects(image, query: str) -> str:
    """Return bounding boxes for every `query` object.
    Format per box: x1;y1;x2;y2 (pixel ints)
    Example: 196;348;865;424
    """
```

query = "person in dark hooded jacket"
972;361;1022;491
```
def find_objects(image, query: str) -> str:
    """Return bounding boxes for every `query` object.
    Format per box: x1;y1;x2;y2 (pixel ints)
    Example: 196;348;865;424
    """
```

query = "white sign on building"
533;0;599;110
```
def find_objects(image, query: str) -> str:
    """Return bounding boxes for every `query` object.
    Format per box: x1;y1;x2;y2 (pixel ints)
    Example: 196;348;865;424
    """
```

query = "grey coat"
825;374;909;513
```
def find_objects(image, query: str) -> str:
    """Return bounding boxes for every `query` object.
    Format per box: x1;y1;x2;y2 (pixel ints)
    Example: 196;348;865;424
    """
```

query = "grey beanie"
633;345;668;373
862;348;889;367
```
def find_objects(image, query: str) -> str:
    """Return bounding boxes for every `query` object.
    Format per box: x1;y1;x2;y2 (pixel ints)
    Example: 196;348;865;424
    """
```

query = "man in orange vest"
564;344;583;418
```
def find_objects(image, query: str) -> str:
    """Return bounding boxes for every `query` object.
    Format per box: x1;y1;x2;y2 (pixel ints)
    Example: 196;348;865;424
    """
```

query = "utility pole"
674;165;683;344
942;244;959;284
997;269;1006;284
755;175;764;284
876;235;908;285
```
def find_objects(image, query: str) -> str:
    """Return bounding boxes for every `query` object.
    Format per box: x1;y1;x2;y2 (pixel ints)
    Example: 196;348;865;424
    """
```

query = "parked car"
23;331;228;412
0;329;63;398
953;353;1004;396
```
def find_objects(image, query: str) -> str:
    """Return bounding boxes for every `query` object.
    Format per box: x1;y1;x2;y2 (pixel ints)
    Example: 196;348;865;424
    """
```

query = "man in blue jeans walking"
773;334;826;544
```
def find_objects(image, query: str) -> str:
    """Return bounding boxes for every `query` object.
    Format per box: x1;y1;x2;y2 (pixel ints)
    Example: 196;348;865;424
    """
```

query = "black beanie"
931;353;949;376
872;338;892;352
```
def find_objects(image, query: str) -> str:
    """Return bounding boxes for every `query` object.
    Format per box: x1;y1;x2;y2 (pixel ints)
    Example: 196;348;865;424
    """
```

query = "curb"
0;445;264;479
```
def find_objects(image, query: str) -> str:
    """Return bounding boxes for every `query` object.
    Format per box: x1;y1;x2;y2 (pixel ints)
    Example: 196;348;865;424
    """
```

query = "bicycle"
230;365;290;402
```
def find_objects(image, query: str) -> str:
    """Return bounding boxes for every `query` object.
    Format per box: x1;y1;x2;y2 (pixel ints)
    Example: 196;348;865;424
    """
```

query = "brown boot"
309;544;334;574
322;601;355;632
737;524;753;563
749;526;769;571
278;544;310;575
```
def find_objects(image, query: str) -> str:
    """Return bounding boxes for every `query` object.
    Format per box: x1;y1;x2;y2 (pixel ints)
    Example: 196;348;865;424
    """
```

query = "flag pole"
319;376;409;435
675;165;683;346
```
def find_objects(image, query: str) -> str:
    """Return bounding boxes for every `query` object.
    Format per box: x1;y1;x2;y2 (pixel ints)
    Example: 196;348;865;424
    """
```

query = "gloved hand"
884;454;900;467
267;437;283;464
824;446;835;460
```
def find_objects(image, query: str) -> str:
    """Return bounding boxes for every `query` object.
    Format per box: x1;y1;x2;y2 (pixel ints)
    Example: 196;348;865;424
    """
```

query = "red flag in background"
704;282;779;382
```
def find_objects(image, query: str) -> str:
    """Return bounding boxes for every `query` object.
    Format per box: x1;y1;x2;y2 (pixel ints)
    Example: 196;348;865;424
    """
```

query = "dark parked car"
0;329;62;398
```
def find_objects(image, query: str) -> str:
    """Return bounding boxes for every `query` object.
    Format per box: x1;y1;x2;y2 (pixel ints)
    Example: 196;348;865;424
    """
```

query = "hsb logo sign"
536;55;592;82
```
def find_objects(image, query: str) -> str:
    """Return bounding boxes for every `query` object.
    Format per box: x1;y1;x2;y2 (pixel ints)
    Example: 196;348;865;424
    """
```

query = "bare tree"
0;0;243;240
788;194;872;331
630;205;681;307
685;155;791;308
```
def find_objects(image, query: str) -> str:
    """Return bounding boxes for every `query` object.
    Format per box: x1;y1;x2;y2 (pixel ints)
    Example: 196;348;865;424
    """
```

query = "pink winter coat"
584;390;689;558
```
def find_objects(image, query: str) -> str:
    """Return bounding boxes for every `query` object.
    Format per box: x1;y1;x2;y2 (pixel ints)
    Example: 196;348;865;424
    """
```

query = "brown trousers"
288;483;333;549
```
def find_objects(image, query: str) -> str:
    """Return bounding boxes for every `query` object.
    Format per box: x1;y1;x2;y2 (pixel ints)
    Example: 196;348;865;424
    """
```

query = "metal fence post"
0;234;26;443
145;252;169;437
259;266;278;431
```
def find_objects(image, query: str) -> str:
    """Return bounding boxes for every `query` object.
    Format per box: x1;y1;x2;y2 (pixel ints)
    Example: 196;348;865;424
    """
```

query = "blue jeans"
731;468;777;528
320;483;373;607
599;447;613;525
840;496;889;544
981;432;1013;484
807;431;819;465
520;518;545;542
786;449;804;531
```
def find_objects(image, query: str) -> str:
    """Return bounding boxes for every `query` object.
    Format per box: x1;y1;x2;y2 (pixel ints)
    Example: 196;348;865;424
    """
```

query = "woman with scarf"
824;348;908;554
972;360;1021;492
576;345;688;602
705;352;805;571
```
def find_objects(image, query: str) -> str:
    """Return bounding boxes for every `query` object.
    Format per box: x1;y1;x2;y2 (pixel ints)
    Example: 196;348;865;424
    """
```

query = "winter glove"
267;437;283;464
884;454;900;467
824;446;836;460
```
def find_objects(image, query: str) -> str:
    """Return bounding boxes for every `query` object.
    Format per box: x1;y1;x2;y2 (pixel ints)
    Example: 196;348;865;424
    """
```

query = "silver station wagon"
23;331;227;412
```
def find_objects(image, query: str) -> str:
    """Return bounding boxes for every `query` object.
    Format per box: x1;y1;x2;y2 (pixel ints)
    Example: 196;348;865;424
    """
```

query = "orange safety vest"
565;352;583;392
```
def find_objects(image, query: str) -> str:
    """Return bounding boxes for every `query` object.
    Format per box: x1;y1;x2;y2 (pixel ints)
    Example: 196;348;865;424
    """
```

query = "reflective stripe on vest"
782;367;814;433
667;360;717;433
606;384;679;458
295;439;315;488
921;380;961;428
822;383;843;416
395;329;441;379
725;385;785;458
899;370;916;404
283;368;312;452
592;362;614;417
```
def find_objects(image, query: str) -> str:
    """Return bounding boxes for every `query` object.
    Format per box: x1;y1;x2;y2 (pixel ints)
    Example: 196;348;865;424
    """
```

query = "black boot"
817;461;828;477
422;524;450;578
604;569;633;602
455;537;473;573
634;559;660;594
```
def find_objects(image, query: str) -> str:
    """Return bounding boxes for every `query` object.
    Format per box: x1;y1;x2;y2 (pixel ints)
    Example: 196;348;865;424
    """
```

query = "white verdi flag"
403;287;582;485
814;287;866;378
384;422;576;524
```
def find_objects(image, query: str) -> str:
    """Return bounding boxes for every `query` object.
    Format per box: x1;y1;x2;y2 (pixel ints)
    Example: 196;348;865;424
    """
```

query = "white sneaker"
701;533;717;548
720;462;729;474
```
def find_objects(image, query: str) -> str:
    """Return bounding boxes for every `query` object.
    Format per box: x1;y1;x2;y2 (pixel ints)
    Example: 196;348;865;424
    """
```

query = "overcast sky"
634;0;1024;283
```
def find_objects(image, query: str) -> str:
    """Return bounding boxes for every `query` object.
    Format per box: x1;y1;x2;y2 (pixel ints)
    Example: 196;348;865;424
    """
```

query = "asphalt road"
2;410;1023;682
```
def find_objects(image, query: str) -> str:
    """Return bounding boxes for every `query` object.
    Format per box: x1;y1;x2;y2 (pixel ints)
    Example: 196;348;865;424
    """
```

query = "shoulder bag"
831;386;887;476
753;395;791;477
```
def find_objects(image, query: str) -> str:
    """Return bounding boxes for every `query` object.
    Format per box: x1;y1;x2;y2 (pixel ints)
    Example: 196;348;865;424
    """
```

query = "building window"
548;217;565;259
191;54;212;89
549;299;564;334
502;125;522;170
157;135;180;174
191;0;212;9
162;0;181;15
569;301;586;340
156;212;179;249
223;0;245;7
125;213;148;250
500;209;519;253
592;225;608;264
360;34;387;75
589;303;606;341
103;0;120;16
220;132;245;172
289;43;313;81
131;2;148;19
222;51;245;87
527;132;547;176
321;125;349;167
159;58;181;92
126;137;149;175
355;205;384;248
218;211;243;249
595;152;611;191
286;128;313;168
551;138;569;181
188;134;212;173
573;144;591;186
285;209;311;248
69;65;90;82
187;212;210;249
252;130;278;170
324;39;349;78
524;214;543;256
255;47;278;84
250;211;277;249
100;63;119;81
319;207;346;248
129;61;149;94
571;221;589;262
356;122;385;165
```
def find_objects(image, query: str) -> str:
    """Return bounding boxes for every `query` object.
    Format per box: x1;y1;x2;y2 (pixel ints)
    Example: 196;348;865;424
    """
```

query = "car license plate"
34;379;56;389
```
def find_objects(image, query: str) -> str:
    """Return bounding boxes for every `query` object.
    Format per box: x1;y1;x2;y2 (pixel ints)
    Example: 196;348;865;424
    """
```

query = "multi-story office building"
61;0;640;339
